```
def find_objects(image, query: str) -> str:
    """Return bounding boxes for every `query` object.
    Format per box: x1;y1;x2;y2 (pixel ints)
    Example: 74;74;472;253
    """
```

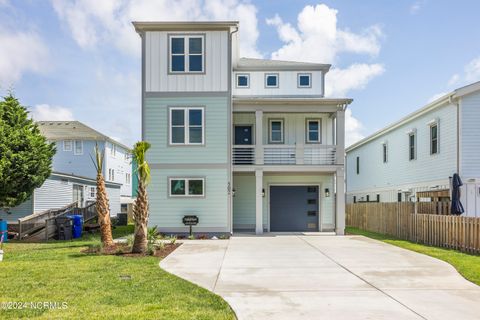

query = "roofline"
52;171;122;187
233;97;352;106
346;80;480;152
234;64;331;72
132;21;239;32
37;121;131;151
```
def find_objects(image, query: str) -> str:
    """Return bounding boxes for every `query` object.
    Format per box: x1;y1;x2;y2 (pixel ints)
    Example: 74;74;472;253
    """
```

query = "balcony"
232;145;337;166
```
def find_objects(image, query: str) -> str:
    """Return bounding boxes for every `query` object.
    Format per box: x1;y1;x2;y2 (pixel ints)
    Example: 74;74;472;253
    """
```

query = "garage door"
270;186;319;232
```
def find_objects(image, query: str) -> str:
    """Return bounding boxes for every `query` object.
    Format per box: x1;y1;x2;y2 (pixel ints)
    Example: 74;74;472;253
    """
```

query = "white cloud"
0;28;49;87
409;1;425;15
345;109;364;147
267;4;382;63
30;104;75;121
465;57;480;82
326;63;385;97
448;73;460;86
51;0;261;57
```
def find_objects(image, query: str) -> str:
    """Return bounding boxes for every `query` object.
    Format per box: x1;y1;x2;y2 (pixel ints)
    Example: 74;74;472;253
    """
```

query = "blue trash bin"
66;215;83;239
0;220;7;243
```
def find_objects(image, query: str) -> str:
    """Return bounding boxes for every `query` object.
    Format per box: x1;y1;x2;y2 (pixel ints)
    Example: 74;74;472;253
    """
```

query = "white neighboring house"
346;81;480;217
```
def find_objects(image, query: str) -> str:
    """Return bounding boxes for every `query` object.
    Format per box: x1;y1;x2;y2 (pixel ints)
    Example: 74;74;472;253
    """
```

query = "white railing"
264;145;296;165
232;145;255;165
304;145;337;165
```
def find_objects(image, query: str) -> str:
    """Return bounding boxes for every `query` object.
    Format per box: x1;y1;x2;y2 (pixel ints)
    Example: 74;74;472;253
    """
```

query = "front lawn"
0;226;235;319
347;226;480;286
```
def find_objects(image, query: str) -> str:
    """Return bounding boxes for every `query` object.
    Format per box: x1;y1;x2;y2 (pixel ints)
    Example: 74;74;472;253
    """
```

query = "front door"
270;186;319;232
234;126;253;145
73;185;84;207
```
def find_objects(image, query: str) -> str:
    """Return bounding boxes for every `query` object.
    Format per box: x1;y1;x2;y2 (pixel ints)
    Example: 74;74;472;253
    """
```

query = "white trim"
63;140;72;152
265;73;279;88
73;140;83;155
408;132;417;161
268;119;284;144
236;73;250;88
297;73;312;88
169;34;205;73
168;177;205;197
169;107;205;145
306;119;321;143
429;120;440;155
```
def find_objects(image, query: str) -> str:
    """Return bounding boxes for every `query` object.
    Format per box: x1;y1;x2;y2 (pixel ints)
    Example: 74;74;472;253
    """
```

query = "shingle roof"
235;58;331;72
37;121;130;150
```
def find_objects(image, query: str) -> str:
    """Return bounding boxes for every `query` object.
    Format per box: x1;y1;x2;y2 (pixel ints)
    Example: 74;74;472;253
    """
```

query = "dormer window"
298;73;311;88
169;35;204;73
265;73;279;88
236;74;249;88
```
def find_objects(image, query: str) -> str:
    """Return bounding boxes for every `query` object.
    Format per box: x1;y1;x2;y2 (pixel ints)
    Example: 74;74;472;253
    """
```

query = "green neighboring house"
133;21;351;235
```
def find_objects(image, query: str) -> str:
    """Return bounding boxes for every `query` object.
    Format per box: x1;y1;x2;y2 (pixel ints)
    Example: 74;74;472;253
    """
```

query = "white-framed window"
298;73;312;88
382;143;388;163
108;168;115;181
306;119;321;143
169;178;205;197
63;140;72;151
409;132;416;161
74;140;83;155
265;73;279;88
430;123;439;155
169;107;205;145
110;143;116;157
90;187;96;198
169;35;205;73
126;173;131;185
269;119;284;143
236;74;249;88
124;152;129;162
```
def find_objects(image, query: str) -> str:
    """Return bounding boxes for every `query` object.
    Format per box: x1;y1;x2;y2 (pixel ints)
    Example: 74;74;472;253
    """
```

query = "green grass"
347;226;480;286
0;225;235;320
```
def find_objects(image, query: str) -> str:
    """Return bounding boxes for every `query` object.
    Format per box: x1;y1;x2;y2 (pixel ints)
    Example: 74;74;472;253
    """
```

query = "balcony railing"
233;145;337;165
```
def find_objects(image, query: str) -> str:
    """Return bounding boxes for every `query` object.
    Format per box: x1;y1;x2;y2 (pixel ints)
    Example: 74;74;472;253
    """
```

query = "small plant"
146;242;155;256
115;247;124;255
126;234;134;247
169;236;177;245
188;234;195;240
147;226;159;244
219;234;230;240
156;242;165;251
87;240;103;253
196;234;208;240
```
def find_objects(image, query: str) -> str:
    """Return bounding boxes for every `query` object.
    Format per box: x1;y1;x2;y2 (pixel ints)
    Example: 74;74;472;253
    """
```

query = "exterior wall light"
325;188;330;197
232;188;236;197
262;188;265;197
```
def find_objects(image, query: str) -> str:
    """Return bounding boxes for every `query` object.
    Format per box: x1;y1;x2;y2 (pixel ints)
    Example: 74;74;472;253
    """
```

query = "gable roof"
346;81;480;152
235;58;331;72
37;121;131;151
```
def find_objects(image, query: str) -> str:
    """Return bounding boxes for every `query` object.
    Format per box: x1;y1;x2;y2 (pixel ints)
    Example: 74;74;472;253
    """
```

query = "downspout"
450;94;460;175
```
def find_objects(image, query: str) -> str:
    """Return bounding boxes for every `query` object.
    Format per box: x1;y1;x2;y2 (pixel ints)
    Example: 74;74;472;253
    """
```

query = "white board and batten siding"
346;102;457;202
232;71;324;96
145;31;229;92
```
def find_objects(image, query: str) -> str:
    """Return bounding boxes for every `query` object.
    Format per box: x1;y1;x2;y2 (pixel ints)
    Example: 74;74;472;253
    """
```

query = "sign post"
182;215;199;236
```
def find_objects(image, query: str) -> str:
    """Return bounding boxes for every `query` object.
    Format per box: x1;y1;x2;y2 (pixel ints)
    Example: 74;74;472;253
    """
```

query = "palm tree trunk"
96;173;114;247
132;183;149;253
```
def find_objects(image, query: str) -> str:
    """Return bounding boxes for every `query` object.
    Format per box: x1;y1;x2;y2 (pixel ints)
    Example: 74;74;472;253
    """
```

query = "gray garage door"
270;186;319;232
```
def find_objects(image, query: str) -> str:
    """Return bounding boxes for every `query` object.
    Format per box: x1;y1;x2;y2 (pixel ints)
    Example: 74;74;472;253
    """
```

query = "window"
376;194;380;202
108;168;115;181
269;119;284;143
356;156;360;175
124;152;129;162
169;178;205;197
265;73;279;88
397;193;402;202
353;196;357;203
298;73;312;88
126;173;131;185
169;35;204;73
236;74;249;88
409;133;416;160
90;187;96;198
74;140;83;155
382;143;388;163
306;119;321;143
366;195;370;202
63;140;72;151
430;123;439;155
170;107;204;145
111;144;116;157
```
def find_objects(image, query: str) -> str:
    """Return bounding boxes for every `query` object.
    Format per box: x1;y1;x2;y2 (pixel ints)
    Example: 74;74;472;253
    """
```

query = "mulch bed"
81;243;181;258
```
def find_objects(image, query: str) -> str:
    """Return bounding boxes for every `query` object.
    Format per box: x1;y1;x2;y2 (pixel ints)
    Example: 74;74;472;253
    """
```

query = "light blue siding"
104;142;132;197
233;175;256;230
34;176;73;212
148;168;229;232
346;102;457;201
0;198;33;223
461;91;480;178
144;96;229;164
52;140;104;179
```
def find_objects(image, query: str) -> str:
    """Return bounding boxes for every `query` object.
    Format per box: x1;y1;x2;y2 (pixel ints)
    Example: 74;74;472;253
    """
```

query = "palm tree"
91;143;114;247
131;141;151;253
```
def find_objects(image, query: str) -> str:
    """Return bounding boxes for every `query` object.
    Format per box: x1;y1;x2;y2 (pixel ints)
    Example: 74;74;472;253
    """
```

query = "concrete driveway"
160;235;480;320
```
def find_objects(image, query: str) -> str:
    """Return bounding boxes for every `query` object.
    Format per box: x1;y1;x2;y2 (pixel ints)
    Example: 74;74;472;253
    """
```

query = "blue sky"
1;0;480;146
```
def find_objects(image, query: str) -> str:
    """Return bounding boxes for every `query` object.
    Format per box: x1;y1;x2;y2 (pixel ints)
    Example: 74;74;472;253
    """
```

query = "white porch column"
335;168;345;235
255;169;263;234
335;110;345;165
255;110;264;165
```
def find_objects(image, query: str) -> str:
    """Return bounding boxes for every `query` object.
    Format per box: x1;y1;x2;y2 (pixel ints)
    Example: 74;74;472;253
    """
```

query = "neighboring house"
0;121;132;223
346;81;480;217
133;21;351;235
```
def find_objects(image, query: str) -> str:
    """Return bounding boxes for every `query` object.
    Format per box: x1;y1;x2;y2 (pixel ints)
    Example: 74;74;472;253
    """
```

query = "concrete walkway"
160;235;480;320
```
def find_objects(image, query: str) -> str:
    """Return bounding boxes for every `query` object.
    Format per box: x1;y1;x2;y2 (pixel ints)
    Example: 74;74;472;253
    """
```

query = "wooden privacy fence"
346;203;480;254
417;201;451;215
